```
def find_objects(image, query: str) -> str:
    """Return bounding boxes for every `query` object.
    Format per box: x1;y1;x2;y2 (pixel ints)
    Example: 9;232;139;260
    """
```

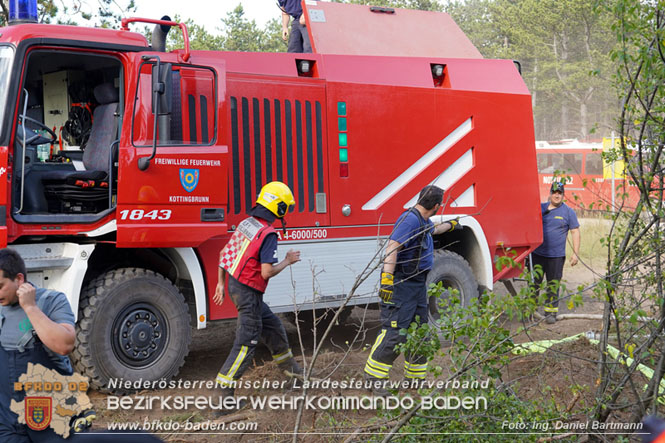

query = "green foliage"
342;0;443;10
164;5;284;53
0;0;139;27
486;0;615;140
219;5;283;52
584;1;665;425
375;387;560;440
382;262;570;437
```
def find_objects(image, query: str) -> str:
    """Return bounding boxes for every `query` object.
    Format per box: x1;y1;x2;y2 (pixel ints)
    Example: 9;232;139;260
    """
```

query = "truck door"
117;54;227;247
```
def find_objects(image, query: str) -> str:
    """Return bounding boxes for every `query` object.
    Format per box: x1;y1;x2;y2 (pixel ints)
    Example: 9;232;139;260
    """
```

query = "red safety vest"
219;217;276;292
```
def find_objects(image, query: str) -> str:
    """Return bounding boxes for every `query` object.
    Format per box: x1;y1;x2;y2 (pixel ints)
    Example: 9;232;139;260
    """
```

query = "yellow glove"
448;217;462;232
379;272;394;303
71;409;96;433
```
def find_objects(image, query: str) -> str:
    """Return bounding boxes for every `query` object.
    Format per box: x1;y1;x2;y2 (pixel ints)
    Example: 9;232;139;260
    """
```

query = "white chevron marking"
362;118;473;210
403;149;474;208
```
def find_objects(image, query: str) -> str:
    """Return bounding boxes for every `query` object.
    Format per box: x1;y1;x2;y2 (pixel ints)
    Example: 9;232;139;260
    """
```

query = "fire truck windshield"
0;46;14;127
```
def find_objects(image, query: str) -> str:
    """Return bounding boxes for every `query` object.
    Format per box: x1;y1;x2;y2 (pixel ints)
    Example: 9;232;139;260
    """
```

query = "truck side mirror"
152;62;172;150
152;62;172;115
138;59;173;171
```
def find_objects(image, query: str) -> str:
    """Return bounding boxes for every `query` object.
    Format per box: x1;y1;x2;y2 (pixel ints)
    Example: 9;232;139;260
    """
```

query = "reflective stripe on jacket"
219;217;276;292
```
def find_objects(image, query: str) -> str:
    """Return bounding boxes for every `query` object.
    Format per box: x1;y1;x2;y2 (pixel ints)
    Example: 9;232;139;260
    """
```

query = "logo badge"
180;169;199;193
26;397;52;431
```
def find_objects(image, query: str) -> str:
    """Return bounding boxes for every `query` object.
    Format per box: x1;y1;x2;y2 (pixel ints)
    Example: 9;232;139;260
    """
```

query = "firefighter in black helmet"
214;181;302;413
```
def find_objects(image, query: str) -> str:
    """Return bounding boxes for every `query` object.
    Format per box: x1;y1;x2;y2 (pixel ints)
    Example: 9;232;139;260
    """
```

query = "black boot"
214;386;248;417
279;357;305;379
363;373;390;397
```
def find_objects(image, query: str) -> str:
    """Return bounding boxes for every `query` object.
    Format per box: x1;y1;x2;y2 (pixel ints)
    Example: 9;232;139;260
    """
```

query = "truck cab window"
12;49;122;218
132;63;216;147
0;46;14;132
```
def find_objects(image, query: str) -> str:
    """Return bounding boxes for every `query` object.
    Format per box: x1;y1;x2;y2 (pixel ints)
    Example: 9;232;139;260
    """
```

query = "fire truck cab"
0;1;542;390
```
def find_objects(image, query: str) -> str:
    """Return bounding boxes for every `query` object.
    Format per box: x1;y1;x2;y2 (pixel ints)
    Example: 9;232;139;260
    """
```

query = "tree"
343;0;619;141
219;5;284;53
489;0;617;140
164;16;223;52
162;5;283;53
0;0;136;27
590;0;665;427
344;0;443;9
445;0;506;58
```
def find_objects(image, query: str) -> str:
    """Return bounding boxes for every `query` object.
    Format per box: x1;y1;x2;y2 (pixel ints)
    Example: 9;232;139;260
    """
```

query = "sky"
133;1;277;34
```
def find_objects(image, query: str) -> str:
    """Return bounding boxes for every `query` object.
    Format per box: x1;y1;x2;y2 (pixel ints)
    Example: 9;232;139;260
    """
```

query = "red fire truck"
536;139;639;211
0;1;542;389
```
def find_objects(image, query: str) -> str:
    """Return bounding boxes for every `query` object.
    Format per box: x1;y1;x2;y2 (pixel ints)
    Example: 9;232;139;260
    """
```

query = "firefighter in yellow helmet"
214;182;301;414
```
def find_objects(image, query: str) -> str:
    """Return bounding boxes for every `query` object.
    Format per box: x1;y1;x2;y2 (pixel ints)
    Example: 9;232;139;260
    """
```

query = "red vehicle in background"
0;1;542;388
536;139;640;211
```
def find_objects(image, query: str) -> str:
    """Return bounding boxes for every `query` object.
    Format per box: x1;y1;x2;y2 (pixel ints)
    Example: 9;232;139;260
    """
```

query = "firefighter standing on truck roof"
278;0;313;53
214;181;303;413
530;180;581;324
364;185;461;395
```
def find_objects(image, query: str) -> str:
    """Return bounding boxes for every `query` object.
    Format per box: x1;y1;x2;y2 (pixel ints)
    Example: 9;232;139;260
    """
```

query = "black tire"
285;306;353;333
426;250;478;325
71;268;191;391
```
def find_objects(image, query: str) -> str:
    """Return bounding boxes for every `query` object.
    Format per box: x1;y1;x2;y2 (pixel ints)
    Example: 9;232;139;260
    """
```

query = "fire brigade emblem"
179;169;199;193
25;397;52;431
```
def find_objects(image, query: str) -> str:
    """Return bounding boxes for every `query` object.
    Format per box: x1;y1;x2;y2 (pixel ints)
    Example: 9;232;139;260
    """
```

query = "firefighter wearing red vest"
214;181;302;406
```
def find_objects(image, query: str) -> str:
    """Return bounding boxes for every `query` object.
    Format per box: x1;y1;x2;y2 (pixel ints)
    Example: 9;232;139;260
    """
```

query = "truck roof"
0;23;148;48
304;1;482;59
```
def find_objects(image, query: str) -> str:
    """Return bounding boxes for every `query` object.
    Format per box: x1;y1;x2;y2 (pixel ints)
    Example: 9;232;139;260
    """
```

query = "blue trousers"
365;272;429;380
287;20;312;53
531;253;565;313
216;277;293;388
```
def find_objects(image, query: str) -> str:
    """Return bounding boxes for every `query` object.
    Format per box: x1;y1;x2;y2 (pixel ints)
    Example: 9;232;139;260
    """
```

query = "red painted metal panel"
304;1;482;59
0;23;148;48
198;236;236;321
324;78;542;277
216;51;317;78
116;219;225;247
319;55;528;94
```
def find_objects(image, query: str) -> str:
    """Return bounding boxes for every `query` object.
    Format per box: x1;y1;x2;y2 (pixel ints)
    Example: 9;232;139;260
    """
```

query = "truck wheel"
71;268;191;391
285;306;353;333
426;250;478;325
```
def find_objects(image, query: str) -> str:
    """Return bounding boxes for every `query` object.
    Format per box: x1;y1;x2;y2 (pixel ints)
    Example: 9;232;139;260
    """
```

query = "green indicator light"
339;148;348;162
339;133;347;147
338;117;347;132
337;102;347;116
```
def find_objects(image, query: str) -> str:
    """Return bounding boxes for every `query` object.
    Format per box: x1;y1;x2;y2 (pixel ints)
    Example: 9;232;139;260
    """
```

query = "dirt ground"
86;220;629;442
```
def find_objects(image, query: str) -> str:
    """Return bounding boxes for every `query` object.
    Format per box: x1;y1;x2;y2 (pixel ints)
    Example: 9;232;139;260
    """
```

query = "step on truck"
0;1;542;389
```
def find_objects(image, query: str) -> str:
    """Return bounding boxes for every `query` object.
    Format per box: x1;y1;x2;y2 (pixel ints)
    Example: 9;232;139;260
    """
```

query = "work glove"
447;217;462;232
379;272;394;303
70;409;96;433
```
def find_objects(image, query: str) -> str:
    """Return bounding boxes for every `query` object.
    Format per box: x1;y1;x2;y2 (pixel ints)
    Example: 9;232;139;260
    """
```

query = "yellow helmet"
256;181;295;218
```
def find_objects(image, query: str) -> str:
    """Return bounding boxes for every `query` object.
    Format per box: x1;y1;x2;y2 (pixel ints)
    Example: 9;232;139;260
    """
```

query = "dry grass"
570;217;613;269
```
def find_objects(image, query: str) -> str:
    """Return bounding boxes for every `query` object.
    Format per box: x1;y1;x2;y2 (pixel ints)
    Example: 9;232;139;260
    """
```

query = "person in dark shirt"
278;0;312;53
0;248;77;441
531;181;581;324
363;185;461;395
